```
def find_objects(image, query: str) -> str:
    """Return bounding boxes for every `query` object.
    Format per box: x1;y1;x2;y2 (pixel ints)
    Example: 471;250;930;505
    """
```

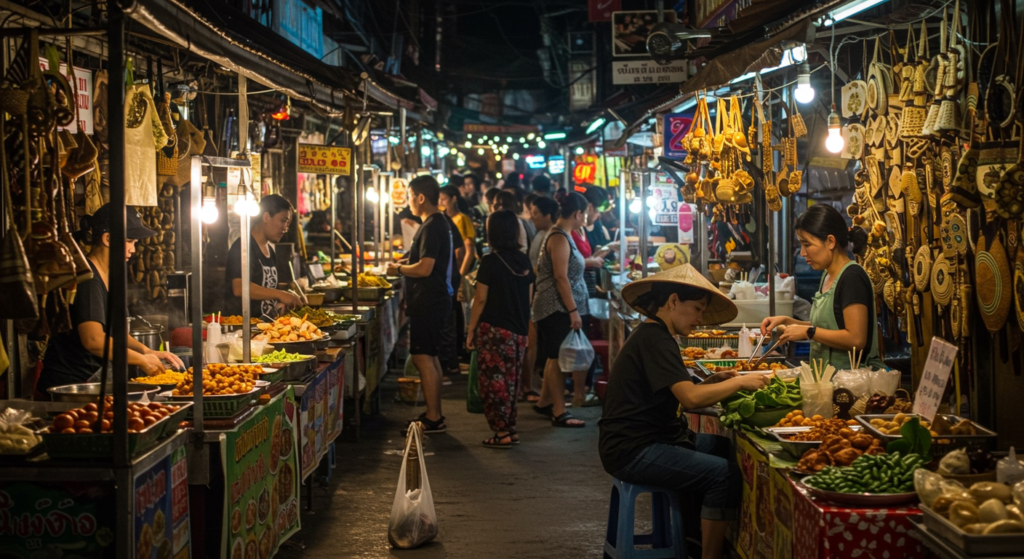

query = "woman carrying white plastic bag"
388;423;438;549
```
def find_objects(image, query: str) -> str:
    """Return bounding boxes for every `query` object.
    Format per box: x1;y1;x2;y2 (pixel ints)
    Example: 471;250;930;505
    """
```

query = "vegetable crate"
40;403;190;460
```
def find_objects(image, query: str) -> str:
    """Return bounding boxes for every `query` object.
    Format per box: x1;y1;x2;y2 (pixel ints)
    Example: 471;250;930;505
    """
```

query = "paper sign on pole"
298;144;352;175
912;337;958;422
390;179;409;208
38;59;93;134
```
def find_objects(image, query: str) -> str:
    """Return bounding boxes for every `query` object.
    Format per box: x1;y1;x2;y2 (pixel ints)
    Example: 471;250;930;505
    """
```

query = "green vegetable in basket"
717;375;802;431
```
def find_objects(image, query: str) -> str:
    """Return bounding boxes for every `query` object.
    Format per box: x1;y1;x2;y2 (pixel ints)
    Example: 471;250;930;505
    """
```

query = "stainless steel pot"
130;318;164;351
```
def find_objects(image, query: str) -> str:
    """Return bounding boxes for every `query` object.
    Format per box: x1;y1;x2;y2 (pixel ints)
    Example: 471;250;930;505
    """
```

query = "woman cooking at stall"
600;264;771;559
761;204;885;370
37;204;186;394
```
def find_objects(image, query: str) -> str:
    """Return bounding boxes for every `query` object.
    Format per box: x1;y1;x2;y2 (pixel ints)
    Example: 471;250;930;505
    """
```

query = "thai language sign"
612;60;687;85
221;389;301;558
133;445;190;559
913;337;957;422
0;480;116;557
298;144;352;175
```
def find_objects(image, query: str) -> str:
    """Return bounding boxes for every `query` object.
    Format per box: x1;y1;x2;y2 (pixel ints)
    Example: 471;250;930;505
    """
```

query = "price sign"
912;337;958;422
297;144;352;175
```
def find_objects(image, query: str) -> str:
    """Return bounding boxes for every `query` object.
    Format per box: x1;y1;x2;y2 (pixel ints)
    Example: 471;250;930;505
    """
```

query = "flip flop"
552;412;585;428
482;432;513;449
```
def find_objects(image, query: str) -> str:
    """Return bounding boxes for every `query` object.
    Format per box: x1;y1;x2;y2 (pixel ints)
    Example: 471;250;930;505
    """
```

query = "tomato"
52;414;75;431
138;408;152;418
83;411;99;424
143;415;157;427
83;403;98;412
74;420;91;430
60;428;76;434
65;409;79;420
128;418;145;431
100;419;111;432
76;427;93;434
148;402;163;410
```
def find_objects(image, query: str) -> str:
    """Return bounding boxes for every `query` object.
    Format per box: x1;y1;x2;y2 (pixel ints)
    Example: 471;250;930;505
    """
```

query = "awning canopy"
127;0;422;116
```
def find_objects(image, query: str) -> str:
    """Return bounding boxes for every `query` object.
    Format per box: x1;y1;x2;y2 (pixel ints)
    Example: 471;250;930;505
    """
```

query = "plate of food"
254;316;325;344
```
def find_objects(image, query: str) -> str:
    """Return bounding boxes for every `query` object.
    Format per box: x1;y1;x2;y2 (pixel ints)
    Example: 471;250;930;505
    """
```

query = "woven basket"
913;245;932;292
900;105;926;138
936;98;959;132
922;103;940;136
0;86;29;116
931;256;955;306
1014;244;1024;332
976;232;1012;333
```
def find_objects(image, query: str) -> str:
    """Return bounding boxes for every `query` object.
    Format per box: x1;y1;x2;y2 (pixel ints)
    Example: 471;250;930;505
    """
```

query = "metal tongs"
745;326;784;370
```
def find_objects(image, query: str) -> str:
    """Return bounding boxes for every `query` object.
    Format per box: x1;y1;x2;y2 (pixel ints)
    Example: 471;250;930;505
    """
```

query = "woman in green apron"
761;205;885;370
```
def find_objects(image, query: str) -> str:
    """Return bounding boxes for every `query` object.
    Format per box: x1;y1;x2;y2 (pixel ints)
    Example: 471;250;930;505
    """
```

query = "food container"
303;292;325;306
796;477;918;506
40;402;191;460
311;285;346;304
747;407;798;428
161;382;268;419
694;357;792;379
921;505;1024;556
48;383;161;403
855;415;998;454
766;425;862;458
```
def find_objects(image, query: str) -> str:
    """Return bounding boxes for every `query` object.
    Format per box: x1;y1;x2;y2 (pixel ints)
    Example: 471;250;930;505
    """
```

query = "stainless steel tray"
693;356;792;379
856;414;998;442
921;505;1024;556
765;425;861;459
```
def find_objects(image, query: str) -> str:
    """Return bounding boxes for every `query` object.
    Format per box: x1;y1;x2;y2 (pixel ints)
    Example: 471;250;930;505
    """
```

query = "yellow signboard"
297;144;352;175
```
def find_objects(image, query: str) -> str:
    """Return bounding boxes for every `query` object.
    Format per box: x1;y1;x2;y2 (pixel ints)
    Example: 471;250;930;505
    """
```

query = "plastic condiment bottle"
206;320;222;364
997;447;1024;485
738;324;752;358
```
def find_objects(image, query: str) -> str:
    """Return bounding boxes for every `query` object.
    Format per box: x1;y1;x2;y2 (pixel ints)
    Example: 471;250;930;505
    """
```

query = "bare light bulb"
629;198;642;214
575;146;585;155
201;199;219;224
794;63;814;104
366;186;379;203
825;108;844;154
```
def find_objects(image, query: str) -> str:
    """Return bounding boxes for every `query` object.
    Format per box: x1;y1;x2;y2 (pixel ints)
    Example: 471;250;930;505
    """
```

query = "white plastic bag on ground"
558;330;594;373
388;423;438;549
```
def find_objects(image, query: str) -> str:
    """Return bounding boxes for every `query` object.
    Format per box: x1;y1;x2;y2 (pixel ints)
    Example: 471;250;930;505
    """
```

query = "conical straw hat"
621;263;738;324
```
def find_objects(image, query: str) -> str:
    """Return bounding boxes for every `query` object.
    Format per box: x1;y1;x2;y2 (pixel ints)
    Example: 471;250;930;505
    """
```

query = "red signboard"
574;162;597;184
589;0;621;22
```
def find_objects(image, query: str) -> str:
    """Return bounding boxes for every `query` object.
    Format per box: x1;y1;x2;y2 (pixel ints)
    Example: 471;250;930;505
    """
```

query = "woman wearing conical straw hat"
599;263;771;559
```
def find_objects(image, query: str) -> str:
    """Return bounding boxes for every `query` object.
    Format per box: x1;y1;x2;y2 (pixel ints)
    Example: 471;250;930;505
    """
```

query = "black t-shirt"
443;213;464;294
225;234;280;319
599;321;694;474
406;212;453;310
477;251;536;336
831;264;876;356
39;261;107;391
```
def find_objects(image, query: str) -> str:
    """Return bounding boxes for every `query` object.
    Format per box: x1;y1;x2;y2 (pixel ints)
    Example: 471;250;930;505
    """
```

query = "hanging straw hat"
621;263;738;324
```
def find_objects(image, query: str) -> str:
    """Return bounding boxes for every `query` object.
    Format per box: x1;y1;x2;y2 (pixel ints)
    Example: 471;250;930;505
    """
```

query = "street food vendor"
599;264;772;559
38;204;185;393
224;194;302;319
761;204;885;370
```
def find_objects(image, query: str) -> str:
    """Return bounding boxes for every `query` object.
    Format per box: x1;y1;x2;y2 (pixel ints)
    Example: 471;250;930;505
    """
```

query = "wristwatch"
396;265;403;276
806;326;817;340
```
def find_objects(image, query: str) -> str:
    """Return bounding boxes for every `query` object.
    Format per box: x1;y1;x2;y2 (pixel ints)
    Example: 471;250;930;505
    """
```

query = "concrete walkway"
277;374;612;559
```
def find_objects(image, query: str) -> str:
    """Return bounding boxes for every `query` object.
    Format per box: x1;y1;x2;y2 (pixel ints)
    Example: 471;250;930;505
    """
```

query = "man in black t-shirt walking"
387;176;453;433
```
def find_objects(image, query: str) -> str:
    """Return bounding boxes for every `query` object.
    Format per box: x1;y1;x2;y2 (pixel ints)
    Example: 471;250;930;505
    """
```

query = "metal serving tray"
855;414;998;442
765;425;862;459
694;357;792;379
921;505;1024;556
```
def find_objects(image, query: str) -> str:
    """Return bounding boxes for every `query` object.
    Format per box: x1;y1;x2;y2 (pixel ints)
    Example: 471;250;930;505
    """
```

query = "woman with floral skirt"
467;210;536;448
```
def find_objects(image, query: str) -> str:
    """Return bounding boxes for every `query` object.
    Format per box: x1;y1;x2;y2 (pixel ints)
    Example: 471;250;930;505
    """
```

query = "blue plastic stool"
604;478;687;559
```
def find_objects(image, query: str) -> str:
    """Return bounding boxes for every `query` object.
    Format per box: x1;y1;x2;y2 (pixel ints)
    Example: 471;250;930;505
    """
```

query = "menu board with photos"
133;445;191;559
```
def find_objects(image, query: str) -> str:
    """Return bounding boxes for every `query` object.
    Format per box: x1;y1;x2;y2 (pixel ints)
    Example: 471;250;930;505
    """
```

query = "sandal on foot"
520;390;541;403
508;430;520;445
573;393;601;408
482;432;513;449
532;404;553;418
552;412;585;428
402;413;447;435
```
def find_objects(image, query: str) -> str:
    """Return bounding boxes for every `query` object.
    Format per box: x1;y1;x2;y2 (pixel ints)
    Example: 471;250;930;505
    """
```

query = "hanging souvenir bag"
0;118;39;320
842;80;868;119
913;20;930;107
936;1;963;133
155;92;178;177
867;37;890;115
899;24;916;102
994;133;1024;218
986;0;1017;129
174;118;205;188
976;230;1012;332
931;254;955;308
124;82;159;207
730;96;751;159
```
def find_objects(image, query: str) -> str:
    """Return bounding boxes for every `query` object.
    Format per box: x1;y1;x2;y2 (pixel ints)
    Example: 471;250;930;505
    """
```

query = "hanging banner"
134;445;191;559
569;58;595;111
297;144;352;175
663;111;695;159
38;59;93;134
612;59;688;85
0;480;116;557
649;176;680;225
221;389;301;558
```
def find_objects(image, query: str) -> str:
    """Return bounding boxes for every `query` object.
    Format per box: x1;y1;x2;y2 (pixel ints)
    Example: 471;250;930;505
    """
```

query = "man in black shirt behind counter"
224;194;302;319
387;176;453;434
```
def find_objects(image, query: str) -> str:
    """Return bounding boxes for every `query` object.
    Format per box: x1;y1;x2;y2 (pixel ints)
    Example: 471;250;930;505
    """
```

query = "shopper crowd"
390;170;617;442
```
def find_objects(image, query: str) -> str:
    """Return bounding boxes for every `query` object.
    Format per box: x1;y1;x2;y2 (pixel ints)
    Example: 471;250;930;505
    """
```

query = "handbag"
466;349;483;414
124;84;158;206
155;92;178;176
0;125;39;320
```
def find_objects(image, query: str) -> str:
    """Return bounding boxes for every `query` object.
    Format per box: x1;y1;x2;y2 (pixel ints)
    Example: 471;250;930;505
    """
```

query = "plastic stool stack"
604;477;687;559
